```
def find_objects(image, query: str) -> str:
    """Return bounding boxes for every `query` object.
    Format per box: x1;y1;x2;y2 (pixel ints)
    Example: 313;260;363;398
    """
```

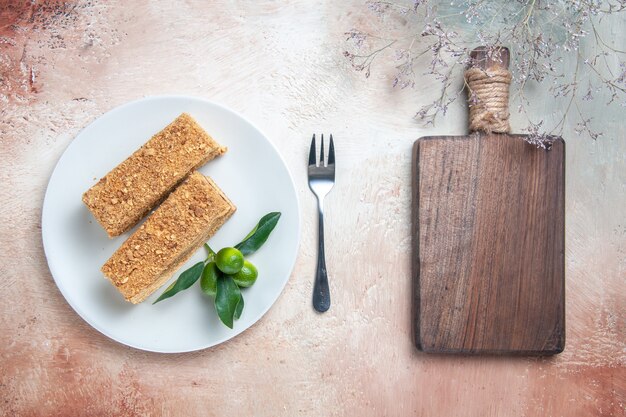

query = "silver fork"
308;134;335;313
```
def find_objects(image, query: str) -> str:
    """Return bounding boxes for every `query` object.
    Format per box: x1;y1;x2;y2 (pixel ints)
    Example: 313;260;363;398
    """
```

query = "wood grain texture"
0;1;624;416
413;134;565;354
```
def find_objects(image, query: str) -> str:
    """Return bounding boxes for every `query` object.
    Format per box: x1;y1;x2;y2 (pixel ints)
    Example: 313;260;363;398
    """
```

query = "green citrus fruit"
215;247;244;274
200;262;220;296
231;260;258;288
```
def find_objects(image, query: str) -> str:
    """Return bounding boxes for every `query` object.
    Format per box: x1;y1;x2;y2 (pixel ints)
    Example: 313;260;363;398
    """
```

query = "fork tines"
309;134;335;168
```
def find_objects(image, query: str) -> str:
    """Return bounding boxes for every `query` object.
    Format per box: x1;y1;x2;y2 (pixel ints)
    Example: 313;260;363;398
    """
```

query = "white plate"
42;96;300;353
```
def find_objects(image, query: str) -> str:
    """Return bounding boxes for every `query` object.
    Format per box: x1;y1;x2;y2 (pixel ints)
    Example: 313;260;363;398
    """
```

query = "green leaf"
153;262;205;304
234;212;281;256
234;292;244;320
215;275;241;328
204;243;216;261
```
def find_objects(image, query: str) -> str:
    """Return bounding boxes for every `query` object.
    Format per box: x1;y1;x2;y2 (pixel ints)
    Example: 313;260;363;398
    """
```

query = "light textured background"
1;1;624;416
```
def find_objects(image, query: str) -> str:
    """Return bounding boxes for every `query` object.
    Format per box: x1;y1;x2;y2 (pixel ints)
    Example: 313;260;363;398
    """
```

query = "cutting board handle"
469;46;510;71
466;46;512;134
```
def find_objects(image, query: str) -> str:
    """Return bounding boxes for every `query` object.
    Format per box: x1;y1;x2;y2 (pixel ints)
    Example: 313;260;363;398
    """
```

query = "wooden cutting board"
411;48;565;355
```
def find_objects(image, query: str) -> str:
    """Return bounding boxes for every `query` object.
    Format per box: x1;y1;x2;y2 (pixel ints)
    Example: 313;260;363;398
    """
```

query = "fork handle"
313;199;330;312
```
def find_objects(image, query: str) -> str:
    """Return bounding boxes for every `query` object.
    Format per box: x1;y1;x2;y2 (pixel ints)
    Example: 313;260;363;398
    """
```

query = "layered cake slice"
83;113;227;237
101;172;236;304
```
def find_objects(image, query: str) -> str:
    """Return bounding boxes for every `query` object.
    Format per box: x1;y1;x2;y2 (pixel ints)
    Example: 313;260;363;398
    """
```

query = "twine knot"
465;67;512;133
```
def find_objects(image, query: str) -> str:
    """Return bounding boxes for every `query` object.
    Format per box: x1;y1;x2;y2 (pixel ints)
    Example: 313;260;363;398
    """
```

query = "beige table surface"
1;2;624;416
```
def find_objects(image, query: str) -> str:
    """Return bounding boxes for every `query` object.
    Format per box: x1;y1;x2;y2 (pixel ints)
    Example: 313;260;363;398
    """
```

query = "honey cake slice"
83;113;227;237
101;172;236;304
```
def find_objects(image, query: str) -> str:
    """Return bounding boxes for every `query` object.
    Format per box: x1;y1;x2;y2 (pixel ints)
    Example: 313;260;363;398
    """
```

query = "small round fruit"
200;262;220;296
231;260;258;288
215;247;244;274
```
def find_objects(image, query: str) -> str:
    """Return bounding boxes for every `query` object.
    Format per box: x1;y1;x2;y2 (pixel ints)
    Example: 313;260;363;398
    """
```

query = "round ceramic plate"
42;96;300;353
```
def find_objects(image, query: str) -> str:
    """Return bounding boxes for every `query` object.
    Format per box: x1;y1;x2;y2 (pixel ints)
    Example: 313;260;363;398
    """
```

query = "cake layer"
83;113;227;237
101;172;236;303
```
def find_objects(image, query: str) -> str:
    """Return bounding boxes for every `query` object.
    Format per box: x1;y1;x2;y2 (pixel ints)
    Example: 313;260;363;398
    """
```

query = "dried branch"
345;0;626;146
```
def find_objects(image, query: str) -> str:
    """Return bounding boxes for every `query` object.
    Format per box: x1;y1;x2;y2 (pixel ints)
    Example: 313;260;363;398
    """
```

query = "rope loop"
465;67;512;133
